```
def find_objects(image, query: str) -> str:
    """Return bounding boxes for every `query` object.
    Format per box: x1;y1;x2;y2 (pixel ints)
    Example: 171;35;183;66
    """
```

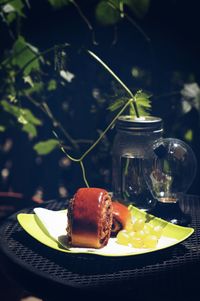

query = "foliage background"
0;0;200;200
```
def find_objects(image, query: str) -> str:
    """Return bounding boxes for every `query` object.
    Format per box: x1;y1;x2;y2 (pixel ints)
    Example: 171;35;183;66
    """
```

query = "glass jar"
112;115;163;211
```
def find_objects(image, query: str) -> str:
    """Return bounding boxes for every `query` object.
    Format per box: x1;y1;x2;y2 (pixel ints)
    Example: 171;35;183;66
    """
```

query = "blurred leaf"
23;82;44;95
184;129;193;142
23;75;34;87
124;0;150;18
8;94;17;103
48;0;70;8
34;139;59;155
108;98;126;111
135;90;151;115
22;123;37;137
1;100;20;118
60;70;75;82
107;89;151;116
10;0;25;16
2;0;25;24
135;90;152;98
1;100;41;125
18;114;28;124
181;83;200;113
136;97;151;107
96;1;120;26
182;100;192;114
47;79;57;91
22;109;42;125
12;36;40;75
2;4;16;13
0;125;6;132
6;12;16;23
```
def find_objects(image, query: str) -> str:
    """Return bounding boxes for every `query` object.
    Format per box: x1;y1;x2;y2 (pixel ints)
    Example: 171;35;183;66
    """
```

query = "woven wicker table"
0;195;200;301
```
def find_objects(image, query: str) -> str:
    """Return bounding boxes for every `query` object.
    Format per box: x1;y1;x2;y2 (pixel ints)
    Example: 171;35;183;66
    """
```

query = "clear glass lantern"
143;138;197;225
112;116;163;211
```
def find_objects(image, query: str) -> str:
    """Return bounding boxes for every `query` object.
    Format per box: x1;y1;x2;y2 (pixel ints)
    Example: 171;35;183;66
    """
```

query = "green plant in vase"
81;51;162;209
53;49;160;213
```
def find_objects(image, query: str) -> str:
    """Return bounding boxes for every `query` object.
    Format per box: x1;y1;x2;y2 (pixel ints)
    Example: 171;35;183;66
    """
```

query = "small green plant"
53;49;152;187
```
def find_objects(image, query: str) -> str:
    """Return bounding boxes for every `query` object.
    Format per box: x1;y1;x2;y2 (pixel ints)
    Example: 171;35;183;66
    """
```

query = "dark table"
0;195;200;301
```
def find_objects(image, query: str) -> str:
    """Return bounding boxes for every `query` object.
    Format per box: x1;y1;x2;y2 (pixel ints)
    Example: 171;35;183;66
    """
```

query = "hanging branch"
107;1;151;43
69;0;98;45
3;41;141;187
53;98;134;187
16;43;70;77
88;50;140;118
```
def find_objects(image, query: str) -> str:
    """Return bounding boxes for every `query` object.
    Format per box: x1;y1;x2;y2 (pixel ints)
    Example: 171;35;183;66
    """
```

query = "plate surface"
17;206;194;257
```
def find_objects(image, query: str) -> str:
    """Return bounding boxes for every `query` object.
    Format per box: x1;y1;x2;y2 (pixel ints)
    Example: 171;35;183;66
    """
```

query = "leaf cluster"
96;0;150;26
0;0;152;162
108;89;151;117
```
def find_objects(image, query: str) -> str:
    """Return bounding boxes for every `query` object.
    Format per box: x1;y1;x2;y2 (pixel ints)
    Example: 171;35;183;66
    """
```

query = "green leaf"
12;36;40;75
184;129;193;142
2;0;25;24
33;139;59;155
1;100;41;126
23;75;34;87
23;82;44;95
124;0;150;18
135;90;152;115
136;97;151;108
135;90;152;99
18;114;28;124
0;125;6;132
22;123;37;137
108;98;126;111
22;109;42;125
107;89;152;116
96;1;120;26
1;100;20;118
48;0;70;8
6;12;16;24
47;79;57;91
8;94;17;103
10;0;25;16
2;4;16;13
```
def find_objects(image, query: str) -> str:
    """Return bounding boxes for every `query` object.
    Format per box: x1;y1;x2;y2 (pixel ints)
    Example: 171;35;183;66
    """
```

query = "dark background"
1;0;200;201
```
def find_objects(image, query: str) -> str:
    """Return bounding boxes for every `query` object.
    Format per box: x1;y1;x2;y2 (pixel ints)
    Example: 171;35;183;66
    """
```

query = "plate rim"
17;207;194;257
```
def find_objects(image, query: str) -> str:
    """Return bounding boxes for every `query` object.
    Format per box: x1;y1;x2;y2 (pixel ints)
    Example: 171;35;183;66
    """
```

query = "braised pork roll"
67;188;113;249
111;201;131;236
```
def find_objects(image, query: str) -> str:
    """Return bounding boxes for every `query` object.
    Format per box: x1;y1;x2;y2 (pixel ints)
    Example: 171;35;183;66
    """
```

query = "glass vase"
112;116;163;211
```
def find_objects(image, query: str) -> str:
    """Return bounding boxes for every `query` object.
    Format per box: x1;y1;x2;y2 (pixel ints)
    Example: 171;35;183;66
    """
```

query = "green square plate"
17;206;194;257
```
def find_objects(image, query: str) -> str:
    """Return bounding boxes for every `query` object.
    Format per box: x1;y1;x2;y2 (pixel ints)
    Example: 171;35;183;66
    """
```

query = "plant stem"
107;1;151;43
42;102;80;150
70;0;98;45
26;94;80;150
80;160;89;187
88;50;140;118
16;43;70;77
53;97;134;187
132;97;139;117
88;50;134;99
80;98;133;160
0;47;27;68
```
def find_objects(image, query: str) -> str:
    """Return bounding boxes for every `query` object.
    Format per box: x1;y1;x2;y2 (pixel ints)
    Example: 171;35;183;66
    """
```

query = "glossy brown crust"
111;201;131;236
67;188;113;249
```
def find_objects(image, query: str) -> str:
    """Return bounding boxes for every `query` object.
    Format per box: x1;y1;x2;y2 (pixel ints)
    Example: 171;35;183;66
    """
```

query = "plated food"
66;187;163;249
17;200;194;257
67;188;113;248
111;201;131;236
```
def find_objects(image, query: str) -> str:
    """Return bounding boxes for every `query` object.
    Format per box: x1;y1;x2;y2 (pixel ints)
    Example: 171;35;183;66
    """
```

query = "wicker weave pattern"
0;196;200;298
